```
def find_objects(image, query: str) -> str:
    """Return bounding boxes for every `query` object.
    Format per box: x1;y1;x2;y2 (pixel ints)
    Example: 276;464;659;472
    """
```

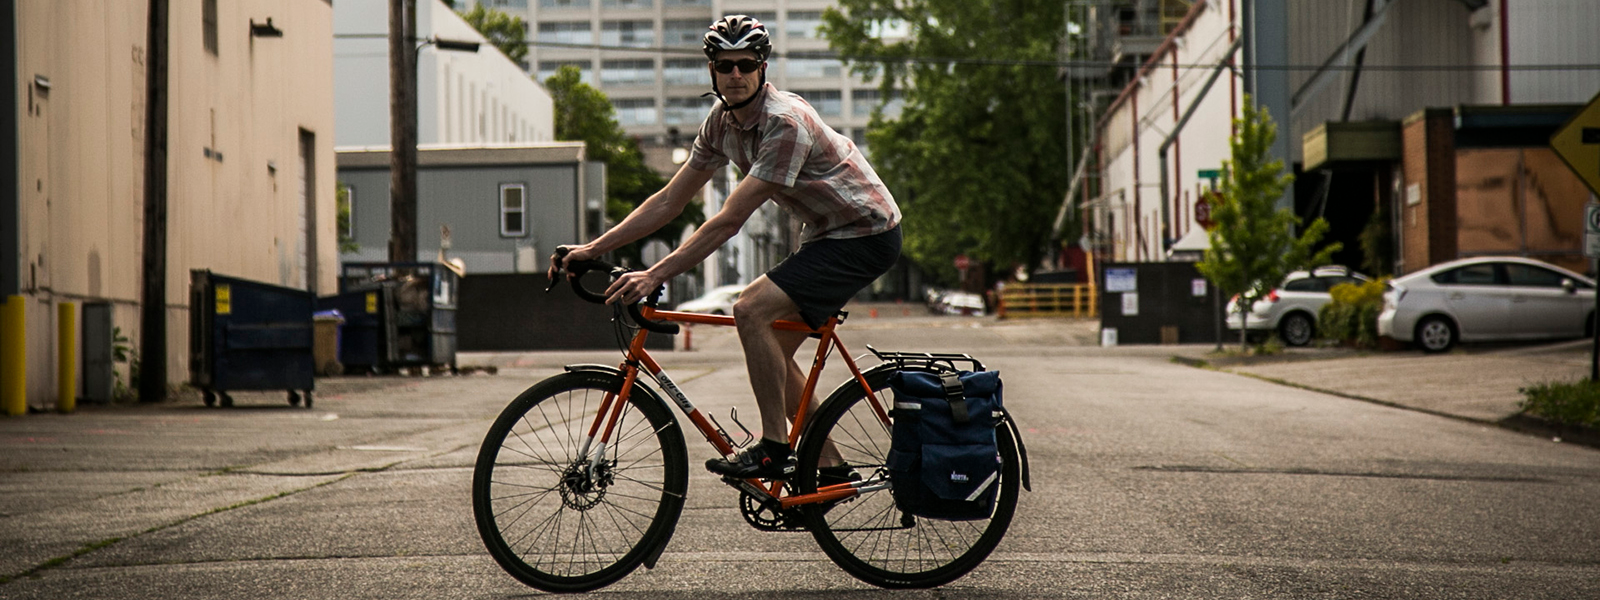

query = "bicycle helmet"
701;15;771;110
702;15;772;61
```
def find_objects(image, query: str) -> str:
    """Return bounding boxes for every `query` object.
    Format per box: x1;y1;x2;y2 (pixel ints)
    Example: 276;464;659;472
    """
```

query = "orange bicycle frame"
579;307;889;509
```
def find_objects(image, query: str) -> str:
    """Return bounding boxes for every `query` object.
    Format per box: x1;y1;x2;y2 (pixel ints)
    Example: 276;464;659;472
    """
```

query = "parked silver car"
673;284;744;315
1226;266;1370;346
1377;256;1596;353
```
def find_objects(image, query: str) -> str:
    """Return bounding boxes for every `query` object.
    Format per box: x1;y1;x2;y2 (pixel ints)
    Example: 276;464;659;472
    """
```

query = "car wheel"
1415;316;1456;353
710;309;725;316
1278;312;1315;347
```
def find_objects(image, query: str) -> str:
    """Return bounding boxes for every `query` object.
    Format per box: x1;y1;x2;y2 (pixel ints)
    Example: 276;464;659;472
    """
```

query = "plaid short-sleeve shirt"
688;83;900;243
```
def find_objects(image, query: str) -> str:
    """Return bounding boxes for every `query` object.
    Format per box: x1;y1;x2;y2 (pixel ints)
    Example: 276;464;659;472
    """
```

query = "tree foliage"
1196;98;1341;348
820;0;1072;285
457;4;528;65
544;66;701;264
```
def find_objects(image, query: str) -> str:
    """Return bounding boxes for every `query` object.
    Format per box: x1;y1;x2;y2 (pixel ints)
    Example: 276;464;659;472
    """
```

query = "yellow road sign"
1551;90;1600;197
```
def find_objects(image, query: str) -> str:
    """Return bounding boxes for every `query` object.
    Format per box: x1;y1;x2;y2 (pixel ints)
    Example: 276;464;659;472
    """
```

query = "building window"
663;20;705;46
786;11;823;39
601;20;656;47
794;90;842;116
612;98;657;125
501;184;527;237
664;0;710;5
203;0;218;55
490;0;530;7
600;59;657;86
538;60;594;85
538;21;593;45
601;0;653;7
663;58;706;86
664;96;714;125
337;183;355;242
540;0;590;8
852;88;904;118
785;58;842;79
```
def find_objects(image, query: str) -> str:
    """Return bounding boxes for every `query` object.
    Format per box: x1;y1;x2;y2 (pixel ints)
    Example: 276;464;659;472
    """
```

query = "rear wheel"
473;371;688;593
796;369;1019;588
1416;316;1456;353
1278;312;1315;347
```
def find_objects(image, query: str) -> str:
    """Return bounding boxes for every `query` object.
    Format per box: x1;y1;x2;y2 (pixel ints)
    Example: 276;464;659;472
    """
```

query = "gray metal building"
335;143;605;274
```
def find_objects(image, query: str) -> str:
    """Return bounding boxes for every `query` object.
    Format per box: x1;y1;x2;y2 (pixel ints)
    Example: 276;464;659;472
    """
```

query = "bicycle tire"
797;368;1020;588
473;370;688;592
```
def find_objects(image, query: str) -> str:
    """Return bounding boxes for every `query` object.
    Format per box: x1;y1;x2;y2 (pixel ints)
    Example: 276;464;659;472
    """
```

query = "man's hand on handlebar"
605;269;665;306
548;245;596;283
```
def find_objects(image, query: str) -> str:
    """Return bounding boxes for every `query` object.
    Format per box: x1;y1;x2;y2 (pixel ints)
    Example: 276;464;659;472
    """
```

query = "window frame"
337;183;356;240
500;183;528;238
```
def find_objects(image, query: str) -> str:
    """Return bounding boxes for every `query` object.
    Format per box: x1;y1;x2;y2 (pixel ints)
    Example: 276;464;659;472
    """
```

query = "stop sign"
954;254;970;270
1195;192;1219;230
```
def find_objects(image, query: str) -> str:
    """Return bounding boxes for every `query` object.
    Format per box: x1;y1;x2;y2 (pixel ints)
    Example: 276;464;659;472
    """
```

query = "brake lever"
546;247;571;293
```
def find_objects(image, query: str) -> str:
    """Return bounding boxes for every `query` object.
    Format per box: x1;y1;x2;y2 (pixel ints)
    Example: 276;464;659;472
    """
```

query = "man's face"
709;50;764;105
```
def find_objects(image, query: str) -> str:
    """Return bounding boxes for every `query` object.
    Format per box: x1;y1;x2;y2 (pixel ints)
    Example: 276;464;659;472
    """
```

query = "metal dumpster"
316;285;398;374
338;262;458;373
189;270;315;408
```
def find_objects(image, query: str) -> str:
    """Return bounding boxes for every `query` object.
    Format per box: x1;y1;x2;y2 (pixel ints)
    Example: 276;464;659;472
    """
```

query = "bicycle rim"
798;369;1019;588
473;371;687;592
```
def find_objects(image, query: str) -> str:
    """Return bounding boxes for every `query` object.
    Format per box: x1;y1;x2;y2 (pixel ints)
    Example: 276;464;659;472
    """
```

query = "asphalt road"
2;315;1597;598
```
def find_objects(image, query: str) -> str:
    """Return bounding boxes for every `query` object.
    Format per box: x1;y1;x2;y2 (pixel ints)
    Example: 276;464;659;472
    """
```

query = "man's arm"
549;162;715;277
602;175;783;305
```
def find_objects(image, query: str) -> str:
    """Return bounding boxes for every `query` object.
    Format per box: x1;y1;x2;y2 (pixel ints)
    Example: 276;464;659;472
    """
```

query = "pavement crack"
0;473;356;586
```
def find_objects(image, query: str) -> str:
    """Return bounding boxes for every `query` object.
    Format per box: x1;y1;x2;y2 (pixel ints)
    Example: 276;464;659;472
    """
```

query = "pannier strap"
939;372;970;425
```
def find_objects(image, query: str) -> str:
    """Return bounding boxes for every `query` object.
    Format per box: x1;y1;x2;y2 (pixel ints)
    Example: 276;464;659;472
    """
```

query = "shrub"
1318;277;1388;347
1520;380;1600;428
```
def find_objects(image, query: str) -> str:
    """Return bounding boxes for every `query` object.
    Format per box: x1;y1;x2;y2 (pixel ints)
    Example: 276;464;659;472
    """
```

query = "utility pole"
139;0;170;403
389;0;418;263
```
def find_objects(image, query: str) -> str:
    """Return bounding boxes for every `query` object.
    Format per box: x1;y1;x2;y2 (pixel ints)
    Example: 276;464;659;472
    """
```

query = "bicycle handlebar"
547;248;681;335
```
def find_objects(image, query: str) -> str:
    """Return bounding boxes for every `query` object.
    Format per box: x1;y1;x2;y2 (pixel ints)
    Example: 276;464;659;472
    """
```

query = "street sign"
1550;90;1600;197
1197;169;1222;180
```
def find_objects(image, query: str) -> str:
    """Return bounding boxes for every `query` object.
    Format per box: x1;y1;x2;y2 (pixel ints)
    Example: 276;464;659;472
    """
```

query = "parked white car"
1377;256;1596;353
1225;266;1370;346
673;284;745;315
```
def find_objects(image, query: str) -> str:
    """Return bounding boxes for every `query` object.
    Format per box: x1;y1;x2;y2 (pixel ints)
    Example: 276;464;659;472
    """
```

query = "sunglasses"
712;59;763;74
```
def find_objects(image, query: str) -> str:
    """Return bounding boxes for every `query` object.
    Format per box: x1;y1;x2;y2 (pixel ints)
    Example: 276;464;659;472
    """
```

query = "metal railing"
997;283;1099;319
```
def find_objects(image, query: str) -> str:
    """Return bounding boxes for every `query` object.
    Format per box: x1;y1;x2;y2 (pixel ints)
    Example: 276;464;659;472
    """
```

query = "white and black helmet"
703;15;771;61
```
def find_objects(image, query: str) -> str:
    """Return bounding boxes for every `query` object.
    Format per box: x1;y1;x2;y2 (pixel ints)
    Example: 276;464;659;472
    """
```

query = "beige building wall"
11;0;335;407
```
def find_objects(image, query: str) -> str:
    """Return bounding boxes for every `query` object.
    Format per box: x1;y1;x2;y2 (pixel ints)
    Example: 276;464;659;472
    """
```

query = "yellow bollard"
2;296;24;416
58;303;77;413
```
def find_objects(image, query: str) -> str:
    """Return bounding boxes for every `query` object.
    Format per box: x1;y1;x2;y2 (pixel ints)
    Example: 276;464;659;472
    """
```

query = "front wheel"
796;368;1020;588
473;371;688;593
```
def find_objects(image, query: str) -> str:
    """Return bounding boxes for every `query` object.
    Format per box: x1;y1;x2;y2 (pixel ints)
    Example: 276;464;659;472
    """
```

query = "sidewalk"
1170;339;1594;435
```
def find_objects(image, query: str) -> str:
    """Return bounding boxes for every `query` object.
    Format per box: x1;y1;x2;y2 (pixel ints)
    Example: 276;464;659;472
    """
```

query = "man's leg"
732;275;805;444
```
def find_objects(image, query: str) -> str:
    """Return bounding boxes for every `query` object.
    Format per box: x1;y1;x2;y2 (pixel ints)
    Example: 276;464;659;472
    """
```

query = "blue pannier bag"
886;369;1004;521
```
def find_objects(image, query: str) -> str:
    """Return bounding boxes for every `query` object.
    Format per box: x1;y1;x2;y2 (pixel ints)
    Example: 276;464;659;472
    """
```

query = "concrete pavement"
2;307;1596;598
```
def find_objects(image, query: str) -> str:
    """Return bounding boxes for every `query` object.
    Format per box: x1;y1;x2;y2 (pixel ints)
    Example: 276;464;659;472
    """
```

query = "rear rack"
866;345;986;373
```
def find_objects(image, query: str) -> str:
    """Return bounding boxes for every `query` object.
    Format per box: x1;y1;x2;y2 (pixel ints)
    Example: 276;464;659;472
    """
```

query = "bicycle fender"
1001;410;1032;492
563;363;625;376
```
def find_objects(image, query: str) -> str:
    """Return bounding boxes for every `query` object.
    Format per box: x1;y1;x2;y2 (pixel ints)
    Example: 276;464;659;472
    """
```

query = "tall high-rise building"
470;0;904;171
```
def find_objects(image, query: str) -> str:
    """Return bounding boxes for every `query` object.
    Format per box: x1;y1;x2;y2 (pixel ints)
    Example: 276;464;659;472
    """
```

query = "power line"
334;34;1600;72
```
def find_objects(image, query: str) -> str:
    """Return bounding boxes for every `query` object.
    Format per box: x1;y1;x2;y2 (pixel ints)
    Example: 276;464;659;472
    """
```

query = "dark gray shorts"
767;226;902;329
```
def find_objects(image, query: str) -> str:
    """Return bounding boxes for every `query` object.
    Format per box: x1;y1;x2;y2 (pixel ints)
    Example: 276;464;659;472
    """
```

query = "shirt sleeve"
747;115;813;187
686;111;729;172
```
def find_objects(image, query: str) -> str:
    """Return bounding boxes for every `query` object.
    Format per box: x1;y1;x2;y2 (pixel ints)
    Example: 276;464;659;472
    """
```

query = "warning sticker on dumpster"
216;285;232;315
366;292;378;314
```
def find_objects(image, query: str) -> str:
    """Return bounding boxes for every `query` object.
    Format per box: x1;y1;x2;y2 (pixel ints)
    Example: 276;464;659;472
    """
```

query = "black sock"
761;438;791;458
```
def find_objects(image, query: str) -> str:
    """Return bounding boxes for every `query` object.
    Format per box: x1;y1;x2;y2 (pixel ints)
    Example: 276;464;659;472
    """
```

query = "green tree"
1197;98;1341;349
544;66;701;264
820;0;1073;285
457;4;528;65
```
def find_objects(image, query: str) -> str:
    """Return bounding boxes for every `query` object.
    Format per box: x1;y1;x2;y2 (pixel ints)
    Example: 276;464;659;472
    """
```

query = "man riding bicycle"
550;14;902;481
